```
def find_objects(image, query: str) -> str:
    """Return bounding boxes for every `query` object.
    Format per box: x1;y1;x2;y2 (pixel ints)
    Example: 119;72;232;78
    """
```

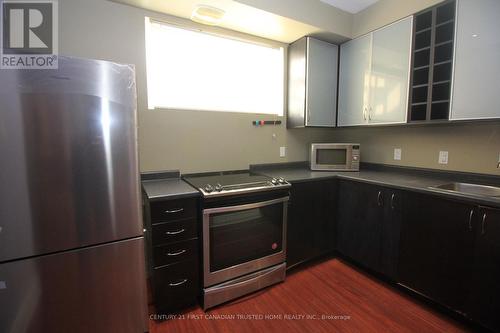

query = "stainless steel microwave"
310;143;360;171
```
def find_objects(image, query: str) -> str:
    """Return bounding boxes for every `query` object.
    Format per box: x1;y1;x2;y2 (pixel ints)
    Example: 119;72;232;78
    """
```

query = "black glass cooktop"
183;171;289;197
184;171;271;188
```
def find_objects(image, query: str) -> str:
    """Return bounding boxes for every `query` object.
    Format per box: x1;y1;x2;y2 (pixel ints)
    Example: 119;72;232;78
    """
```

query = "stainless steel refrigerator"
0;56;148;333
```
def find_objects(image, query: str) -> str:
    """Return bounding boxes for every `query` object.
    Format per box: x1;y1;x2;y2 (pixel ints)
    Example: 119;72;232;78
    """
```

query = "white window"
145;18;284;115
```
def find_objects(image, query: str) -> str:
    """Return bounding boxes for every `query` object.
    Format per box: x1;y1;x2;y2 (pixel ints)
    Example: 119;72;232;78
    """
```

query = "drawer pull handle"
167;249;186;256
165;208;184;214
165;229;185;235
169;279;188;287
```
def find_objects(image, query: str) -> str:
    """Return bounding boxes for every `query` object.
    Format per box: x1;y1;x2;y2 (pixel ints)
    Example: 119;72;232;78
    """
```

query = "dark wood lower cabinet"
466;206;500;332
399;192;500;332
153;259;200;314
337;180;383;270
398;192;475;312
138;176;500;331
142;193;201;315
287;179;336;268
336;180;401;279
380;190;402;280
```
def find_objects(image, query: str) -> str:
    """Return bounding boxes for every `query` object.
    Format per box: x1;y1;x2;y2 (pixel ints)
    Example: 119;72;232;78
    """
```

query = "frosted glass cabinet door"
369;17;412;124
338;34;372;126
306;38;338;127
451;0;500;120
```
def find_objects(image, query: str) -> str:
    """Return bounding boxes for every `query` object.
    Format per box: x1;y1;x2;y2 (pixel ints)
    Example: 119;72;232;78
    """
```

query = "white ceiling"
111;0;327;43
319;0;379;13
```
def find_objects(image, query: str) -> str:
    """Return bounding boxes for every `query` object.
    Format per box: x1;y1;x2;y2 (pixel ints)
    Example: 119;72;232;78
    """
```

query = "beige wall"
332;123;500;175
59;0;500;175
59;0;336;173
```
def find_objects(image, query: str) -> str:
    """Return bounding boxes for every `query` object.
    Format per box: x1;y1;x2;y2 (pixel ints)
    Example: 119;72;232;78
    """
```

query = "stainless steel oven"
202;192;288;308
203;195;288;286
183;171;290;310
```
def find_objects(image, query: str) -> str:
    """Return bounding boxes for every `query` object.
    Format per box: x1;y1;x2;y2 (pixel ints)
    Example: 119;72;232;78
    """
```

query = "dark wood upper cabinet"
287;179;336;269
408;0;456;122
398;191;475;313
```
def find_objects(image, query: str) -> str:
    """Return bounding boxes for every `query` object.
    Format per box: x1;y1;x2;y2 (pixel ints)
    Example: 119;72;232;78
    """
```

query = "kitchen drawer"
150;198;197;224
153;259;199;313
153;239;199;267
152;218;198;245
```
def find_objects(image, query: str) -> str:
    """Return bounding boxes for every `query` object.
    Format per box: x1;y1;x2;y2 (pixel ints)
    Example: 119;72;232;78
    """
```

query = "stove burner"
183;172;290;197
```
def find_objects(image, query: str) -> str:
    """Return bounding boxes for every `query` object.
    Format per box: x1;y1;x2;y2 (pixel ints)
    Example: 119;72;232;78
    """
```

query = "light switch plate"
394;148;402;161
439;151;449;164
280;146;286;158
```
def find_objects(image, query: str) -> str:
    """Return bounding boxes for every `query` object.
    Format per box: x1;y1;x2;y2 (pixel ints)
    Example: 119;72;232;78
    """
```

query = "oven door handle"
203;196;289;215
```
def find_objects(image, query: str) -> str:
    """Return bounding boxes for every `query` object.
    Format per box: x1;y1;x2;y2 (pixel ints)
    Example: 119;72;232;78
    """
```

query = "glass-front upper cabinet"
369;17;413;124
338;17;413;126
287;37;339;128
338;34;371;127
451;0;500;121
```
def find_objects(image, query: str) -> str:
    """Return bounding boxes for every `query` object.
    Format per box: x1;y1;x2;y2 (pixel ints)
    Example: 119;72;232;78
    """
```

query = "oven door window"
209;202;283;272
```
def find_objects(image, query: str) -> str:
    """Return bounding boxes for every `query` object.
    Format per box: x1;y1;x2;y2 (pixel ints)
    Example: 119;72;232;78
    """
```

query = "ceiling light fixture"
191;5;225;26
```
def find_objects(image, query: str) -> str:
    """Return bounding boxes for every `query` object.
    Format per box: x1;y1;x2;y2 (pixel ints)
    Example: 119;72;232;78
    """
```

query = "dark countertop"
251;162;500;208
142;178;200;201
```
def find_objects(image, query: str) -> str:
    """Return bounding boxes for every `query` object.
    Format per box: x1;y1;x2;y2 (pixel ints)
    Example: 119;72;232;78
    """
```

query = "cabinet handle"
169;279;188;287
468;209;474;232
165;228;185;235
377;191;383;207
368;106;372;120
481;213;487;235
164;208;184;214
390;193;396;210
363;107;367;120
167;249;187;256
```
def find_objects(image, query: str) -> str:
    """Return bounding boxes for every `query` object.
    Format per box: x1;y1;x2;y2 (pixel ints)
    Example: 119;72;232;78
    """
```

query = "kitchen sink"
430;182;500;198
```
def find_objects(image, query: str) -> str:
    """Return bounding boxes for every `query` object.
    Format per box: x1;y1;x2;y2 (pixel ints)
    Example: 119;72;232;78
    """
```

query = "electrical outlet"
439;151;449;164
279;146;286;158
394;148;402;161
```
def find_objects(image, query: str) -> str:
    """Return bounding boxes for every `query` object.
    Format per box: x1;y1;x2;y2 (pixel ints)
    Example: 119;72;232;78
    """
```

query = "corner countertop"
251;162;500;208
141;172;200;201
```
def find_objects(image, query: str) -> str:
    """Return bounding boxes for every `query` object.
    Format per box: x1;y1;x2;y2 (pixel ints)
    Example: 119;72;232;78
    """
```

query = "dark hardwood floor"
149;258;472;333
